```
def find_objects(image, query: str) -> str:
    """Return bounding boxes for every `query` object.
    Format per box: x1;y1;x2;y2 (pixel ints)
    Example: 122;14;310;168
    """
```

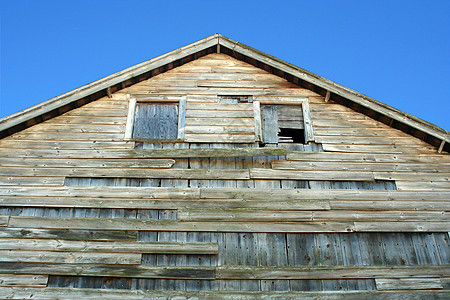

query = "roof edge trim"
217;35;449;143
0;34;220;132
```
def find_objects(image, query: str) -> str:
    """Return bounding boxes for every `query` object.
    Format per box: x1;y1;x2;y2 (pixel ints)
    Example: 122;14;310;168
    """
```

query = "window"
254;97;314;144
124;97;186;140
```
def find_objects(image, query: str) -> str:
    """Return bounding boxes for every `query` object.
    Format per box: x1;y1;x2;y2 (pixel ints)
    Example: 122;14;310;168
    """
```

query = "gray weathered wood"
0;228;137;241
216;265;450;280
0;275;48;287
302;100;314;142
375;278;443;290
0;263;216;279
132;103;179;139
253;101;262;141
8;216;356;233
0;250;141;265
261;105;278;144
1;287;450;299
0;239;218;254
177;98;186;139
124;97;136;140
0;215;9;227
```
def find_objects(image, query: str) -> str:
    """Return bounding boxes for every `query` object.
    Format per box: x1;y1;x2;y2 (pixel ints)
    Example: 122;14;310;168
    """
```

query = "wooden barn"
0;34;448;299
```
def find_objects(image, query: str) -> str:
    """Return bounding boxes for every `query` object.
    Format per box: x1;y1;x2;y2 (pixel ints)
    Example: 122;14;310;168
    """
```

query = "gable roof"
1;34;448;151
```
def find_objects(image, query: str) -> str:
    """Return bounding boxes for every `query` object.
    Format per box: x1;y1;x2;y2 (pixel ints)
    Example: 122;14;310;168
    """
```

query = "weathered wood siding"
0;53;448;297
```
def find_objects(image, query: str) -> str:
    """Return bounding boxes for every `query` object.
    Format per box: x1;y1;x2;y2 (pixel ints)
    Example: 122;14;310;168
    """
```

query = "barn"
0;34;448;298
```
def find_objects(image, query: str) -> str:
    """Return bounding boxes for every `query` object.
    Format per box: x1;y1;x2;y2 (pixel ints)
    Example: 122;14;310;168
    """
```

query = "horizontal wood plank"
272;160;450;173
0;228;137;241
0;197;330;211
0;250;141;265
376;278;443;290
0;263;216;279
178;210;447;222
0;275;48;287
0;167;250;180
0;239;218;254
0;288;449;300
8;216;356;233
216;265;450;280
0;158;175;168
0;215;9;227
0;147;287;159
354;222;449;232
250;168;375;181
286;151;450;163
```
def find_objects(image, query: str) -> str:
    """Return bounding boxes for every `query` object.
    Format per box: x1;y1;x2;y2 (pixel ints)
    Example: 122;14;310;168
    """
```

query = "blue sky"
1;0;449;130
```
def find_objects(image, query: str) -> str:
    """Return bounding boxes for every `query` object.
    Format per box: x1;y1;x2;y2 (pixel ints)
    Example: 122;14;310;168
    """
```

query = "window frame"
253;96;315;144
124;96;186;141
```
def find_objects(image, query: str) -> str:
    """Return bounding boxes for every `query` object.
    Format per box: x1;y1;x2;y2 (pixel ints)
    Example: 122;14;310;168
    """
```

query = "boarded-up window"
261;105;305;144
132;103;179;139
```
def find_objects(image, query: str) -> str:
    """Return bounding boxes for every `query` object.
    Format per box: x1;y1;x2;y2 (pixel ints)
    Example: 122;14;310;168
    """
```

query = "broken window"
257;99;314;144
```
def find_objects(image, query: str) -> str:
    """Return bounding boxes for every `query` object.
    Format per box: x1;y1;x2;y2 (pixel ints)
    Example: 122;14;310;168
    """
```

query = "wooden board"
0;250;141;265
0;228;137;241
0;275;48;287
0;239;218;254
0;215;9;227
0;263;216;279
250;168;375;181
0;168;250;180
375;278;443;290
0;197;331;211
216;265;450;279
7;216;356;233
0;288;449;299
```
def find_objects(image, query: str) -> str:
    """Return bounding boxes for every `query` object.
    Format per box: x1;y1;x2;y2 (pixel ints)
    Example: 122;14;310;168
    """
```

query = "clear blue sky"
1;0;449;130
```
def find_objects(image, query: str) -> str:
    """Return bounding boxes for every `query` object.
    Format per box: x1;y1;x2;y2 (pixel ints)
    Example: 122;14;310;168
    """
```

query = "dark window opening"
278;128;305;143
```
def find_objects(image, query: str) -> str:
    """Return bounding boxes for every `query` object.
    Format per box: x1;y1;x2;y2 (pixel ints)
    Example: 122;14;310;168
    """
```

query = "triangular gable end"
0;34;448;152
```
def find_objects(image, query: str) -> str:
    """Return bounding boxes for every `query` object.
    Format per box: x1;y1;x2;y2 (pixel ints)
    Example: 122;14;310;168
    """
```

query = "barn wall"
0;53;448;297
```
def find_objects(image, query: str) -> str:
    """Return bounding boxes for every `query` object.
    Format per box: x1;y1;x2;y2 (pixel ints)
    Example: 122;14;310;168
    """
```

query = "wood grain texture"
375;278;443;290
